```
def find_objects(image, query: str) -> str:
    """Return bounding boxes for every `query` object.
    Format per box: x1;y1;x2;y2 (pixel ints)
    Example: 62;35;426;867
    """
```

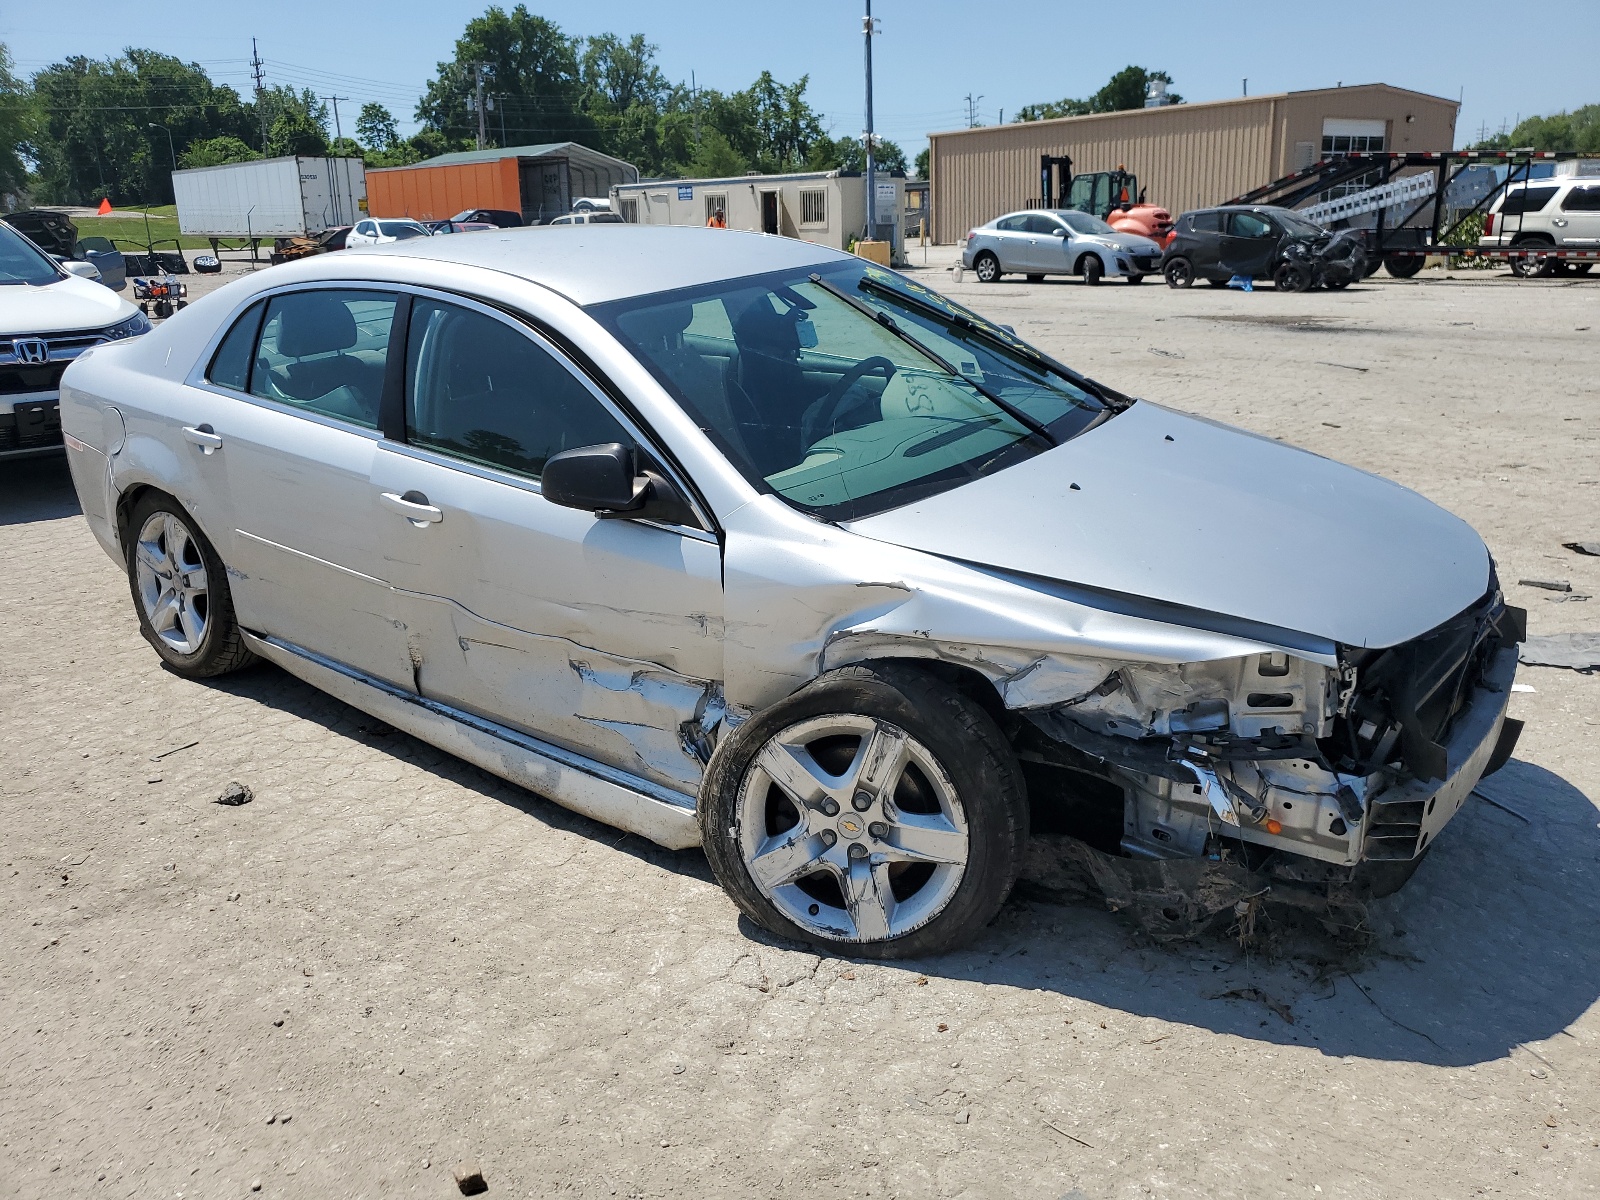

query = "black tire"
1509;239;1554;278
1125;273;1145;284
1273;261;1312;292
700;663;1029;959
1383;254;1424;279
973;252;1001;283
1025;273;1045;283
125;492;256;679
1081;254;1104;285
1163;257;1194;288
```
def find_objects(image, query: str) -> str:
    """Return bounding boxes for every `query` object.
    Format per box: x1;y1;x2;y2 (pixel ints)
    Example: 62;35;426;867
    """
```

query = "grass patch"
72;211;213;251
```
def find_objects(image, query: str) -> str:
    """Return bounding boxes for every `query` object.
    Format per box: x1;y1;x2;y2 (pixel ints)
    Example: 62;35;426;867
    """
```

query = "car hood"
0;274;135;334
844;401;1489;650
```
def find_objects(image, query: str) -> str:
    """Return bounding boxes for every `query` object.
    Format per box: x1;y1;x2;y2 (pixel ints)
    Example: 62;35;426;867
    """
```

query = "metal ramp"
1299;173;1437;227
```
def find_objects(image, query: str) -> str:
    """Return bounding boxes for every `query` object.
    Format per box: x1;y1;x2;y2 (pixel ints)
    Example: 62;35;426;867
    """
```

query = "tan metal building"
928;84;1459;243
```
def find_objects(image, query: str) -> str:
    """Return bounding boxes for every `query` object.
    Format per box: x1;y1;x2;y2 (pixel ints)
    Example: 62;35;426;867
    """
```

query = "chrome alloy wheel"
736;714;970;943
134;511;209;655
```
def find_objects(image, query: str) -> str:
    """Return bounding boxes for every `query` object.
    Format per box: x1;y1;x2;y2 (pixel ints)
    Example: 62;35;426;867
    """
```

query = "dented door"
370;295;724;796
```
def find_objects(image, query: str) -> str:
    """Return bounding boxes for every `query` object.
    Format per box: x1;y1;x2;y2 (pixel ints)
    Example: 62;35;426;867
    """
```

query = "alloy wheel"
134;511;210;655
736;714;970;943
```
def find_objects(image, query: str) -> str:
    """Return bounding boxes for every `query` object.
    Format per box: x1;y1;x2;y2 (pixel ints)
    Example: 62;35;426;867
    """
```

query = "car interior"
251;292;393;428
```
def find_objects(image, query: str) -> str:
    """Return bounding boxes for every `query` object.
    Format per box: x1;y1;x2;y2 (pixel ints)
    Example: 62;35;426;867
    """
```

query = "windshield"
0;222;66;286
1272;209;1326;237
592;259;1111;520
1057;210;1115;235
379;221;428;240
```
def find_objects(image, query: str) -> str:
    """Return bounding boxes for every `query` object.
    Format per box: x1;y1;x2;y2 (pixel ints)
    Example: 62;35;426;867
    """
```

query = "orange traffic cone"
97;198;112;215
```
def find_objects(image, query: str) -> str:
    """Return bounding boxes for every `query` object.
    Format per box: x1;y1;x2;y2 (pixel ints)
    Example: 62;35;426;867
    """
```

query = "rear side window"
251;290;398;429
1498;186;1559;215
207;301;266;392
405;298;631;480
1562;185;1600;212
1188;211;1222;233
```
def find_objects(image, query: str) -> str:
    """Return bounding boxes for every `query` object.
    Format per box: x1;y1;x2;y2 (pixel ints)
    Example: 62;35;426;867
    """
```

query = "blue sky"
6;0;1598;154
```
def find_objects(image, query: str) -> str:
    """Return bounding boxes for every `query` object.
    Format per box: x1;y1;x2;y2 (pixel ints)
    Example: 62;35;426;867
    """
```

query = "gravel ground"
2;257;1598;1200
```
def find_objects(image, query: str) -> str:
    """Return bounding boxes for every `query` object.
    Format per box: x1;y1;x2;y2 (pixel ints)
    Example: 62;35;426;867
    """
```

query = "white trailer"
173;156;366;242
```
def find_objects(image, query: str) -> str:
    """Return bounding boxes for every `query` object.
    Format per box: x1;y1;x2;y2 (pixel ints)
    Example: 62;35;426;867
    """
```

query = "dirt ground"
2;255;1598;1200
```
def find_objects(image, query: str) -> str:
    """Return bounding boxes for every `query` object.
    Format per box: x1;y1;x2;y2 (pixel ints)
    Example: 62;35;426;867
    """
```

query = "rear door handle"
379;490;443;525
182;424;222;453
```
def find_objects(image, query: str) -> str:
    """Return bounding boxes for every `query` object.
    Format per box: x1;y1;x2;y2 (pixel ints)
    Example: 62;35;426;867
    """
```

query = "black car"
1160;205;1366;292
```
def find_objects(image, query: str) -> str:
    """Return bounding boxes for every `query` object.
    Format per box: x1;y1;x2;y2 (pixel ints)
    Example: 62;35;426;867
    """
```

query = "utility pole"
250;38;267;151
467;63;492;150
321;94;349;143
964;94;984;128
863;2;880;240
691;71;700;148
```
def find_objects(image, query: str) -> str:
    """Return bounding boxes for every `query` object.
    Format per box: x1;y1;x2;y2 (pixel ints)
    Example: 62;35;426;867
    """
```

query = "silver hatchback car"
60;227;1523;957
962;209;1164;284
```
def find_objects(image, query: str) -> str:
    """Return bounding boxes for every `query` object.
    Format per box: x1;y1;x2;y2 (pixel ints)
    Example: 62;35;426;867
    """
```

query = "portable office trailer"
927;84;1458;243
173;156;366;238
366;143;639;225
610;171;906;260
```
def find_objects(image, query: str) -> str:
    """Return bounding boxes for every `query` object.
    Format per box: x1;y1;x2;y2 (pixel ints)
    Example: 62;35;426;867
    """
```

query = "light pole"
863;1;880;242
148;123;177;173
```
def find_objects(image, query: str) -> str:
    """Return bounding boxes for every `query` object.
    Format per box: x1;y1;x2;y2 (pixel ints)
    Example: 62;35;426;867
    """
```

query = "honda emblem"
14;338;48;365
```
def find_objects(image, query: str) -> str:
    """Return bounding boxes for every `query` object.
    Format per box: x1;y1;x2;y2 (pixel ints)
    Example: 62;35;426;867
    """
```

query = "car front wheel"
700;664;1028;958
973;252;1001;283
126;492;256;678
1082;255;1104;285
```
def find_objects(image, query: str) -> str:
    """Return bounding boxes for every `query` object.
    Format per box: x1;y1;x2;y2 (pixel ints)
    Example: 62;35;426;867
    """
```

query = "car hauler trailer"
173;156;366;258
1224;150;1600;277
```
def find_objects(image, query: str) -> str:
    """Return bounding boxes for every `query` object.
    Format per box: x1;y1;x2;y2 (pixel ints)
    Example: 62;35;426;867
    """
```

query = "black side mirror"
541;442;701;528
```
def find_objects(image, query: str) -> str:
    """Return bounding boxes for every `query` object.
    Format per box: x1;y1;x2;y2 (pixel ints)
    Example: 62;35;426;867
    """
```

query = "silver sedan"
962;208;1163;284
59;226;1523;956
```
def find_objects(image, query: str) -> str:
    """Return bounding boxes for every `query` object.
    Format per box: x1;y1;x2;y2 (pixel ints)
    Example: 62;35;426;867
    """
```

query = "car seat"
260;295;385;423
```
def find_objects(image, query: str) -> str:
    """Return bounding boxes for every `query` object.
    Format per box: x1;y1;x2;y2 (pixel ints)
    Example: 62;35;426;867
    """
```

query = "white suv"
1479;172;1600;276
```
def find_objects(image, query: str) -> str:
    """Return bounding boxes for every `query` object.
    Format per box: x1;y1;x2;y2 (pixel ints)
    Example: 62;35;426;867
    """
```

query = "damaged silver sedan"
59;227;1525;957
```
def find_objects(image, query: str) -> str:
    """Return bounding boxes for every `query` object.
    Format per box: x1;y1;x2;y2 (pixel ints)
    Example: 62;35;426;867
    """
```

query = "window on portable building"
800;189;827;226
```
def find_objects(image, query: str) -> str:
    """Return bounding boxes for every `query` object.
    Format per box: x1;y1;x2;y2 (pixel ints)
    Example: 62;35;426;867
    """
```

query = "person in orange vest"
706;207;727;229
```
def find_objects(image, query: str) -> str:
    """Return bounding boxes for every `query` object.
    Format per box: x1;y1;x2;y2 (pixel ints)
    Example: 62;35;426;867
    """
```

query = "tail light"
966;229;976;242
1484;212;1495;236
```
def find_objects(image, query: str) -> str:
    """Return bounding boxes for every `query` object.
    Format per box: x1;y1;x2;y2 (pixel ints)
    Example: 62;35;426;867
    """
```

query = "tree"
179;136;259;169
356;102;399;150
418;5;588;149
1018;66;1181;123
914;147;929;180
808;134;907;174
329;136;362;159
267;107;328;157
1473;105;1600;153
685;129;747;178
580;33;666;114
0;44;32;199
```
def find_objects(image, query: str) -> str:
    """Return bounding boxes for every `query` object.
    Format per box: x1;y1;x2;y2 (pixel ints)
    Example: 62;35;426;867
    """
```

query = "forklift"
1037;155;1174;246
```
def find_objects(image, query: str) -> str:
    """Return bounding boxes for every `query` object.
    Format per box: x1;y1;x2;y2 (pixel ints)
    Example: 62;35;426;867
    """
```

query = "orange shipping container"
366;158;521;223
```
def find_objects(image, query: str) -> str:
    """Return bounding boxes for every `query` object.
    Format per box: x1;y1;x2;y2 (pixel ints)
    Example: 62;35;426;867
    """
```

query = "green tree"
0;44;32;199
914;147;929;179
30;49;252;204
685;127;747;177
1018;66;1181;123
267;106;329;157
1473;105;1600;153
808;134;907;174
356;102;399;150
329;136;362;159
179;135;259;169
418;5;588;148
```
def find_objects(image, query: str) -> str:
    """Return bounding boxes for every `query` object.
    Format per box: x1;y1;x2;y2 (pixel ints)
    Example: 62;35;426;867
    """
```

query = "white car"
1479;173;1600;277
963;209;1163;284
1;220;149;460
346;218;433;247
56;227;1522;956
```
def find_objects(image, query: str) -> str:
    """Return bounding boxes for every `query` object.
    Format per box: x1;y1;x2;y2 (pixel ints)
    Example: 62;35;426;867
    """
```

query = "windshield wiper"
807;273;1056;446
853;275;1132;411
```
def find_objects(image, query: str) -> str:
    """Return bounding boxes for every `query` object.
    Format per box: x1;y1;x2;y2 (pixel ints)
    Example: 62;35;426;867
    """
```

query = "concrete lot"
2;257;1598;1199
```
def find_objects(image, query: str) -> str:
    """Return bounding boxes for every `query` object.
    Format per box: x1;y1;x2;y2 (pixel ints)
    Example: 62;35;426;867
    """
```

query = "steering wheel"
801;356;897;448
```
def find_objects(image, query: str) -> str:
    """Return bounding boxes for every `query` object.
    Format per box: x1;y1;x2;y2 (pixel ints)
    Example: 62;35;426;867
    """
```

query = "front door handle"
379;490;443;526
182;424;222;454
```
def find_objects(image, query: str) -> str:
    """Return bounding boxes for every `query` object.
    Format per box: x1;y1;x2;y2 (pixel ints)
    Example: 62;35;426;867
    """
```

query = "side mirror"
61;259;102;281
541;443;701;527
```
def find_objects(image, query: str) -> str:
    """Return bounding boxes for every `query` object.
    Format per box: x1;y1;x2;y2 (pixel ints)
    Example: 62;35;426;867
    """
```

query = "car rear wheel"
1383;254;1424;279
1510;239;1555;278
973;252;1001;283
700;664;1028;958
1082;255;1104;285
1163;257;1194;288
126;493;256;679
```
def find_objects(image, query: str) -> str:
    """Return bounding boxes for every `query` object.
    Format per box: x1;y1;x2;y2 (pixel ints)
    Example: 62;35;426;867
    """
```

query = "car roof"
355;224;854;306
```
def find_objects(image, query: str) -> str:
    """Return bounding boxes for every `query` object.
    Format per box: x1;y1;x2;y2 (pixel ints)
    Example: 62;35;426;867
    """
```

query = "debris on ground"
1546;593;1591;603
1210;986;1295;1024
1518;578;1572;592
1316;360;1369;372
1564;541;1600;556
1519;633;1600;671
454;1164;488;1196
216;782;253;807
150;740;199;762
1148;347;1184;358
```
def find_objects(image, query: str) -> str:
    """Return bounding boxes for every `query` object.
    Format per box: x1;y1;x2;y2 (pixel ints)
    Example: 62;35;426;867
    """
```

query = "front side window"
1228;211;1274;238
250;290;397;428
1026;214;1064;235
406;299;630;479
594;260;1110;521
